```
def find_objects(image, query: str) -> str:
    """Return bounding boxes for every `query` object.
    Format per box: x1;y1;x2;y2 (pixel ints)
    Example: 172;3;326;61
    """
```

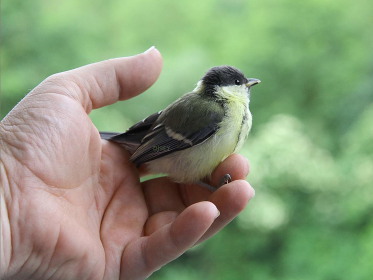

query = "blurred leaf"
2;0;373;279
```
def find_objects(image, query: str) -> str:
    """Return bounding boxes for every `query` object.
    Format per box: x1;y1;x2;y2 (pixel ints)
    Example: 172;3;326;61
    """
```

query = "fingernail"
215;207;220;219
144;46;156;54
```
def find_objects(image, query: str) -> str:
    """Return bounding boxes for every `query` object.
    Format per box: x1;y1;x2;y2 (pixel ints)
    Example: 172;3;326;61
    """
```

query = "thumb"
33;47;163;113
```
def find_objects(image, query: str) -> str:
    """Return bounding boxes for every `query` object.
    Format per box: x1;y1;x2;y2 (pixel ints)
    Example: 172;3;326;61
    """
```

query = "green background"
1;0;373;279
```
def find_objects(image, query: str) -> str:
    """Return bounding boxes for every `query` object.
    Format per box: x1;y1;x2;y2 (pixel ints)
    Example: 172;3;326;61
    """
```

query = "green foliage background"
1;0;373;279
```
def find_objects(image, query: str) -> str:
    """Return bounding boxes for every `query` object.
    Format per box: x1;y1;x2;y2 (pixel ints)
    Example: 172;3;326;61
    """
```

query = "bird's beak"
246;78;261;88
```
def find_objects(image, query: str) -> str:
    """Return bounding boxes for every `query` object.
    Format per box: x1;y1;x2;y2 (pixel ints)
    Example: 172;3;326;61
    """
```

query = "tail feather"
99;131;140;155
99;131;120;140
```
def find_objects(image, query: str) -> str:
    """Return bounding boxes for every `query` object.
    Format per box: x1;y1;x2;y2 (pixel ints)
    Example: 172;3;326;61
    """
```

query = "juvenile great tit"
100;66;260;190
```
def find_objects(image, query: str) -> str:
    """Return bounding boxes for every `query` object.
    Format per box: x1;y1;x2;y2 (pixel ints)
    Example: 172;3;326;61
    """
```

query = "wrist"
0;157;11;278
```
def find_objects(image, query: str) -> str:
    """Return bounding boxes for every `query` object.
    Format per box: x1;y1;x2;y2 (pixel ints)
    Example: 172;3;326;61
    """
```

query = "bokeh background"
2;0;373;279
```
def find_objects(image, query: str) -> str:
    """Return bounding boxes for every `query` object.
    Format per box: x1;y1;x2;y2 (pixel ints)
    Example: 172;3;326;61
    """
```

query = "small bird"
100;66;260;191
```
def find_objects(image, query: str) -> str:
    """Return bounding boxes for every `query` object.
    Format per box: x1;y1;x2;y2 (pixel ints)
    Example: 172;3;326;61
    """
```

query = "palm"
20;93;153;278
1;50;254;280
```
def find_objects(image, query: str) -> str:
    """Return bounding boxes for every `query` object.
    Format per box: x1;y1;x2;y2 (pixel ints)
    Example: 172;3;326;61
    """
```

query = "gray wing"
131;94;224;166
99;111;162;153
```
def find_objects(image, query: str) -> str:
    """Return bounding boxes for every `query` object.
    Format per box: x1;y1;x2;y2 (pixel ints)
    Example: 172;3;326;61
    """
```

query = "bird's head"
195;66;260;100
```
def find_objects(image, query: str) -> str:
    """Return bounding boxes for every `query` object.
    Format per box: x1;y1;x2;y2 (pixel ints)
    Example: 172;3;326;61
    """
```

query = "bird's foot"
219;173;232;187
197;173;232;192
197;181;217;192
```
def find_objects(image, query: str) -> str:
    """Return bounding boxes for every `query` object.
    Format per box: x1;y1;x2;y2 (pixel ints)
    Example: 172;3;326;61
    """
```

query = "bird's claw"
197;173;232;192
219;173;232;187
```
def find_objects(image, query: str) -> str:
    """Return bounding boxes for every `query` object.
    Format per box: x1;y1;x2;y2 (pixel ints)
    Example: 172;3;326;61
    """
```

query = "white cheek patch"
219;85;250;99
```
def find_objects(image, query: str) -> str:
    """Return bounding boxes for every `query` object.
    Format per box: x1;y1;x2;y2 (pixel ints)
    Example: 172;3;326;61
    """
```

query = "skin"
0;48;255;280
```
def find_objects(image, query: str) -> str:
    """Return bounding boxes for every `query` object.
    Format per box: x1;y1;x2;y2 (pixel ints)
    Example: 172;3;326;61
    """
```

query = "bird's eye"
234;79;241;85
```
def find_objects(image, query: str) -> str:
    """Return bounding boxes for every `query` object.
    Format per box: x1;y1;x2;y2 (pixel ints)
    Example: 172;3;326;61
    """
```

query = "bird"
100;66;260;191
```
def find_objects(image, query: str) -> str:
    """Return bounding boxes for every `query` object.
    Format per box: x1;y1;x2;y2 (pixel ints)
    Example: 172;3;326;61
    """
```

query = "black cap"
201;66;248;95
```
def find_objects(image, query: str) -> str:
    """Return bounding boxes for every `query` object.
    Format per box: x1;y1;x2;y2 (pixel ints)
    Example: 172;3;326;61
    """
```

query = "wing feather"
131;94;224;166
100;93;225;167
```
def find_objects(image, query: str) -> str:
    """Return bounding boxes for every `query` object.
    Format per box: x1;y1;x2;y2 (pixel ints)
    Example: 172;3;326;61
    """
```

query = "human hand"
0;48;254;280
